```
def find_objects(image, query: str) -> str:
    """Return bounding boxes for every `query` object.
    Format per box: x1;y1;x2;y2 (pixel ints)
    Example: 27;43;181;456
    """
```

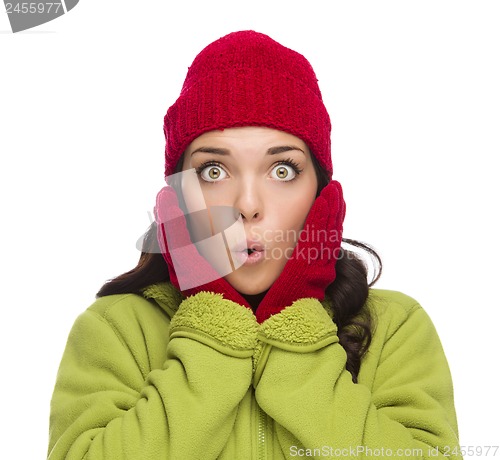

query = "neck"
241;290;269;313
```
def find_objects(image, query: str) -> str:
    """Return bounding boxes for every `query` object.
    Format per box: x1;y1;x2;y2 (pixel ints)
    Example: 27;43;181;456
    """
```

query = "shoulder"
82;291;172;342
365;288;437;341
367;288;421;318
88;292;160;319
87;282;181;319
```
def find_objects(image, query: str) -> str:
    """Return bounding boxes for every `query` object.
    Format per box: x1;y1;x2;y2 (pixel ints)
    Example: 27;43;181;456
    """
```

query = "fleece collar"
142;282;184;318
141;281;334;321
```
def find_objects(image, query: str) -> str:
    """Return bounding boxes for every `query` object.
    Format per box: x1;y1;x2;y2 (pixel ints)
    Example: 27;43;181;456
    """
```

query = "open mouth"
242;246;264;257
232;241;265;266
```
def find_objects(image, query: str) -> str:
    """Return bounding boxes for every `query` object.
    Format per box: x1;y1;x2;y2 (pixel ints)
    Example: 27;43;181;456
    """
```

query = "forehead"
186;126;309;152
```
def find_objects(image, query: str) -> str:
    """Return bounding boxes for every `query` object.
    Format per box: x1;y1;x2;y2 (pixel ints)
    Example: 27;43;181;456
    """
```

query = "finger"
155;186;193;250
155;186;184;223
330;181;346;230
320;180;346;229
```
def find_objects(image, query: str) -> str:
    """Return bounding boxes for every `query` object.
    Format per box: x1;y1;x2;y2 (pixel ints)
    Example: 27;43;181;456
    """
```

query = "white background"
1;0;499;457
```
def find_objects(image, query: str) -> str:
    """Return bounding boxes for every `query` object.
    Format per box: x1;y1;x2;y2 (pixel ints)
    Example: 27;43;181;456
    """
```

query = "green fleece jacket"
47;283;462;459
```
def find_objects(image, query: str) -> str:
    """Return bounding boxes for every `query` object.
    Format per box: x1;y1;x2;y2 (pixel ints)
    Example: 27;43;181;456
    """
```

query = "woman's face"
181;126;318;295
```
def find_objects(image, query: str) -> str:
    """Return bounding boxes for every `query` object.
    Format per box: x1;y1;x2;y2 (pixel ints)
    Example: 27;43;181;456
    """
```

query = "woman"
47;30;462;459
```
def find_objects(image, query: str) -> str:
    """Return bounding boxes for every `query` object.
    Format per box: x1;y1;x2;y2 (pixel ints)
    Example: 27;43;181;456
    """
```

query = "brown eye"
208;168;220;179
276;167;288;178
271;164;296;181
200;165;226;182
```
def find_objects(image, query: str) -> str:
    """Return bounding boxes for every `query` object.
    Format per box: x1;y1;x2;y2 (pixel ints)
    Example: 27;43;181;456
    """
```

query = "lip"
231;239;266;266
246;239;264;252
232;239;265;253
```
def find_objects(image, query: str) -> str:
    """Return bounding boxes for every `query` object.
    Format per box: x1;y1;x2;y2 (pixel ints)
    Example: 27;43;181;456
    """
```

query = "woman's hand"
255;180;346;323
155;185;251;309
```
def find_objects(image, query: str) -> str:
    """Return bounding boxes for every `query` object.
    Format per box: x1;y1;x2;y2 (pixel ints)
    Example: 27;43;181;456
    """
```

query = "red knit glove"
255;180;346;323
155;186;251;309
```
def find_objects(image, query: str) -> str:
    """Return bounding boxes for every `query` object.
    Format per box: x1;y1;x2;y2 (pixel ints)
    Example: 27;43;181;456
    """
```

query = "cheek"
259;188;315;262
180;168;206;212
180;173;217;242
273;199;311;233
182;176;232;211
271;182;316;232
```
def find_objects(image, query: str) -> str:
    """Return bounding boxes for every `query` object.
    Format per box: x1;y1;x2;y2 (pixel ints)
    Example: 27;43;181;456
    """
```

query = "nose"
234;178;263;222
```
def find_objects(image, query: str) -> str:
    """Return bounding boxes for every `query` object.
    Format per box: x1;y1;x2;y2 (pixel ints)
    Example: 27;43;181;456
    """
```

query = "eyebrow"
190;145;306;156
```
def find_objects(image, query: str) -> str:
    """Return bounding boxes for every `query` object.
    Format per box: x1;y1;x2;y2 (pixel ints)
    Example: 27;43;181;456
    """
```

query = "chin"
224;271;274;296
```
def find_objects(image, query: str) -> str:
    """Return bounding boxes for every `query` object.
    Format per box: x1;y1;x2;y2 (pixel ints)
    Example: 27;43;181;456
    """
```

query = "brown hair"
97;153;381;382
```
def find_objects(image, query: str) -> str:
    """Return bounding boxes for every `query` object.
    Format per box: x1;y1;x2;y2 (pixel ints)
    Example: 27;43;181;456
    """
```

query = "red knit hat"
163;30;333;177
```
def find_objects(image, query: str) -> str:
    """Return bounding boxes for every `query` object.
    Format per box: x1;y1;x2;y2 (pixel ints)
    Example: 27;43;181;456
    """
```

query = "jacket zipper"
257;404;266;460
